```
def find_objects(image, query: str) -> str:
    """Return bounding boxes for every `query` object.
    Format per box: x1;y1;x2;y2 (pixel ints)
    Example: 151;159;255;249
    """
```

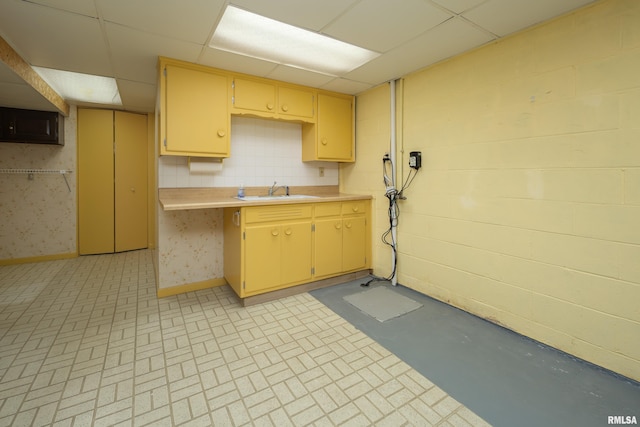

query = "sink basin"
236;195;319;201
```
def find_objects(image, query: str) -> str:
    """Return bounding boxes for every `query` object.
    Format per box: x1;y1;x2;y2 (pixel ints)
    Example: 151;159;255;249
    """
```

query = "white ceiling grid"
0;0;596;112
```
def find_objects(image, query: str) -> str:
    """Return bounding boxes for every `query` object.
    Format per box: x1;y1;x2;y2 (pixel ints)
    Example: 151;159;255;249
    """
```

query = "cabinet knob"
217;129;226;137
284;228;292;236
335;222;342;230
345;221;352;229
267;103;274;110
352;206;359;212
321;138;328;146
130;187;136;193
281;104;289;112
271;228;279;236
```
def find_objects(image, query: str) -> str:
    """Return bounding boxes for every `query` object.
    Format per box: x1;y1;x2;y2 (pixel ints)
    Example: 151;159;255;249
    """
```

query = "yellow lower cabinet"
223;201;369;299
342;215;367;271
224;205;312;298
313;201;369;279
244;220;312;294
314;217;343;277
244;224;281;293
280;222;313;284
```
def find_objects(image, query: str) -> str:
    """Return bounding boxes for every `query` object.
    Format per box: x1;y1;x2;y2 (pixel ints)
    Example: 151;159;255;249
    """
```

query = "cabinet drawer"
342;201;366;215
314;202;342;218
245;205;312;224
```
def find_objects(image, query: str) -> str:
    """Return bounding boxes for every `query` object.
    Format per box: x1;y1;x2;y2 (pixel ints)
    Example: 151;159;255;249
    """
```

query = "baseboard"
241;269;372;306
157;277;227;298
0;252;77;266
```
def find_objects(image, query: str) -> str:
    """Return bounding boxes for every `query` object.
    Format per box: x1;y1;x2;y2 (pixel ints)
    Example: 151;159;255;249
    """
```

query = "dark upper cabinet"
0;107;64;145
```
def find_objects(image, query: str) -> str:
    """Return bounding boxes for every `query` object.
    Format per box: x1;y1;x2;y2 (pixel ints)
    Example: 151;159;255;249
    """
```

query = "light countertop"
159;186;372;211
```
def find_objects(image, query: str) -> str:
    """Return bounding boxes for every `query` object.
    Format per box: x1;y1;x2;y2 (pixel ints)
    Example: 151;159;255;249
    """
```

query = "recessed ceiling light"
33;67;122;106
209;5;380;76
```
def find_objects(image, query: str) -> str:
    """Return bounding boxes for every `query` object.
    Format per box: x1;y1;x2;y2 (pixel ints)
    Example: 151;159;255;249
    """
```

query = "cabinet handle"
217;129;226;137
271;228;279;236
321;138;328;145
334;222;342;230
345;221;352;229
267;103;274;110
281;104;289;112
284;228;292;236
352;206;359;212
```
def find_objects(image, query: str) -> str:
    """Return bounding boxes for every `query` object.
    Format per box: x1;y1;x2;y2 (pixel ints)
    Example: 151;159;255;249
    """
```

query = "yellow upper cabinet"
232;78;315;121
232;77;276;114
278;86;314;119
159;58;230;157
302;93;354;162
158;57;354;162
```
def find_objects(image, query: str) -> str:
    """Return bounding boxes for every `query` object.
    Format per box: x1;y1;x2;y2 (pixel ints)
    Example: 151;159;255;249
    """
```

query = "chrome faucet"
268;181;289;196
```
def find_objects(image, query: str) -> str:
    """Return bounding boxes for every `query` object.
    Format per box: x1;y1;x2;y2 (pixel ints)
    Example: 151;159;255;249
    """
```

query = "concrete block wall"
345;0;640;380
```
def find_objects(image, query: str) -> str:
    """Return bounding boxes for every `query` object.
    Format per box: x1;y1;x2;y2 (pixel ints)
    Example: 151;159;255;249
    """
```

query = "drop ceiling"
0;0;597;113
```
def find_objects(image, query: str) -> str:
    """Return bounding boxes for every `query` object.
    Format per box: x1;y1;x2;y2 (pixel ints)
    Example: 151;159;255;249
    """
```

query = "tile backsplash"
159;116;339;188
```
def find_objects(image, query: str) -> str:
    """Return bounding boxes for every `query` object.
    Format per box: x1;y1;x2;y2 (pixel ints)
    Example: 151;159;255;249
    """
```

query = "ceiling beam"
0;35;70;116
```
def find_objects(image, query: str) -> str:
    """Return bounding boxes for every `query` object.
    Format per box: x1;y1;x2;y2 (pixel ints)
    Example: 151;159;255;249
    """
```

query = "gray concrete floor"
310;279;640;427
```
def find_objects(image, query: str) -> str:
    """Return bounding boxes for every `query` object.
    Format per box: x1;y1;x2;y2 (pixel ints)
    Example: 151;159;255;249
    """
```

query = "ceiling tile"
0;66;56;111
0;0;601;113
462;0;596;36
0;84;57;111
116;79;156;113
320;78;374;95
23;0;98;18
430;0;488;14
0;62;25;85
97;0;225;45
323;0;453;52
265;66;336;88
346;17;495;84
0;1;110;74
106;23;203;84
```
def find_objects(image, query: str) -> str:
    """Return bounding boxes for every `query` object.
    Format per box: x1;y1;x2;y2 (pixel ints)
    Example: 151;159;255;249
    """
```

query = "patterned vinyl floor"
0;250;489;426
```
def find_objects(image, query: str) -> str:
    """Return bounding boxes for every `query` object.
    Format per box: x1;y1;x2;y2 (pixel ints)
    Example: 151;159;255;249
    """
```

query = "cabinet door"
244;224;281;293
164;64;229;156
78;109;115;255
314;218;343;277
115;111;148;252
278;87;314;119
233;78;276;114
281;221;312;285
342;216;367;271
316;94;353;161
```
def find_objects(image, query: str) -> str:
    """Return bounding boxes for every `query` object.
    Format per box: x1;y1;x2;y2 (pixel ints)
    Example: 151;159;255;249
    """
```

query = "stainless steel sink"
236;195;319;201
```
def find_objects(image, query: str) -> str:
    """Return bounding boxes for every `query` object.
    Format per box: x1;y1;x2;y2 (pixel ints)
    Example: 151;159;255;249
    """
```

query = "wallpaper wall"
0;106;77;261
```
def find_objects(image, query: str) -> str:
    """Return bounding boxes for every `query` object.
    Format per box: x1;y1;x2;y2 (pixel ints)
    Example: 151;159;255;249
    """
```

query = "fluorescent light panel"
33;67;122;106
210;6;380;76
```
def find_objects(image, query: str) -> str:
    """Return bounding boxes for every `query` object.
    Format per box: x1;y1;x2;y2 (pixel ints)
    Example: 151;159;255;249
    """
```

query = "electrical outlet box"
409;151;422;170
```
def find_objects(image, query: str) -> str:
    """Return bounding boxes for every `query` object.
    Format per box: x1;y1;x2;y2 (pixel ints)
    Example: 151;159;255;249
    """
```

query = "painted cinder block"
348;0;640;381
625;169;640;205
